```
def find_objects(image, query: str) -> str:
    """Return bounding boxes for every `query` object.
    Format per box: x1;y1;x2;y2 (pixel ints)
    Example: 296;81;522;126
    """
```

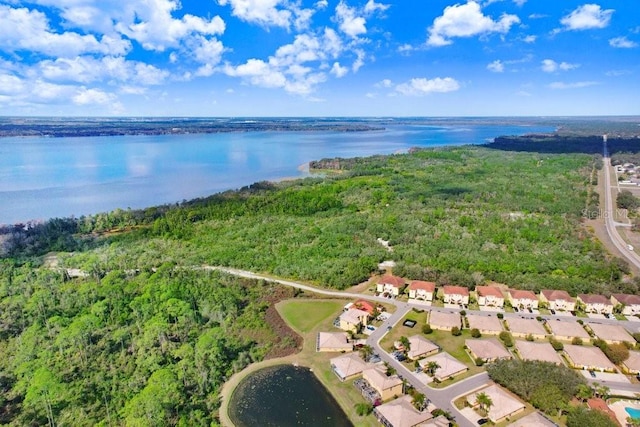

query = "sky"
0;0;638;116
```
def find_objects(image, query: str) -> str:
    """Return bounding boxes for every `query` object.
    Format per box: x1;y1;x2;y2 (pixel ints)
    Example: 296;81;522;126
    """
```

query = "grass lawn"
278;299;345;333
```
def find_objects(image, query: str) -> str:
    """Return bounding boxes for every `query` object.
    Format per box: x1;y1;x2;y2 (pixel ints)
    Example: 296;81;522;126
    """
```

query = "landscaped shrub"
499;331;514;347
451;326;462;336
422;324;433;334
471;328;481;338
572;337;583;345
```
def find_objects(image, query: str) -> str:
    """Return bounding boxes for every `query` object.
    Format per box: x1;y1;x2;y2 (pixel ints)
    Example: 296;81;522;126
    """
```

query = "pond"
229;364;353;427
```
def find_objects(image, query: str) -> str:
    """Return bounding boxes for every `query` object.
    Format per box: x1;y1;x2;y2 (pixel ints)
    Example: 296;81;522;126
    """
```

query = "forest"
2;141;640;424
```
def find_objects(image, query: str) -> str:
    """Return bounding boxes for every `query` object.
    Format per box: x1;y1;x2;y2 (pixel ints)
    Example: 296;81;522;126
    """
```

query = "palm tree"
575;384;594;402
425;361;440;376
475;392;493;417
412;392;427;411
399;336;411;355
359;345;374;362
594;383;610;400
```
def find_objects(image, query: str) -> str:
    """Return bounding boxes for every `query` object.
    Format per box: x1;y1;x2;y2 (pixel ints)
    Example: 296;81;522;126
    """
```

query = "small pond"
229;364;353;427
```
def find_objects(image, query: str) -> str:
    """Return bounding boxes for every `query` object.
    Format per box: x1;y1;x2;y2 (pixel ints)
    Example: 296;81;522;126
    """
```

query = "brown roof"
578;294;612;305
409;280;436;292
509;289;537;300
612;293;640;305
353;299;375;314
378;275;405;288
476;286;504;298
587;398;620;426
541;289;575;302
443;285;469;296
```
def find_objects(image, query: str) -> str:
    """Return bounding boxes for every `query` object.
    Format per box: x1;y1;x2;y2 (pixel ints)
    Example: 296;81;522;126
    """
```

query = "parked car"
589;370;597;378
550;309;556;315
514;307;519;312
478;419;489;425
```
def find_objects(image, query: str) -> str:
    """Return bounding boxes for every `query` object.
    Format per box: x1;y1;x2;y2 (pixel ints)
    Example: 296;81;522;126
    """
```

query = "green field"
278;299;344;333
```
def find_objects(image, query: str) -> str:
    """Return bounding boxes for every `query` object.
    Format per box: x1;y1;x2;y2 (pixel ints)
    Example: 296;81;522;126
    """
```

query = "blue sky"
0;0;638;116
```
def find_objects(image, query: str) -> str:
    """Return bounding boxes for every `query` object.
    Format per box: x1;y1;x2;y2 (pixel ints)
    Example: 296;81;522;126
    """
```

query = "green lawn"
278;299;345;333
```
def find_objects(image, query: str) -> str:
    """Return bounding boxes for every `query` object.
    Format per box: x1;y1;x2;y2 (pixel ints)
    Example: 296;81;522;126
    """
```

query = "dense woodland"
3;140;640;424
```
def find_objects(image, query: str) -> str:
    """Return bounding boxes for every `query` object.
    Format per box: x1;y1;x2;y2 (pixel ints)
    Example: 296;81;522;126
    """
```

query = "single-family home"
406;335;439;360
514;340;564;365
373;395;434;427
622;350;640;374
505;317;547;339
316;332;353;352
545;320;590;341
465;338;512;363
419;352;468;382
407;280;436;302
352;299;376;315
476;285;505;308
563;344;617;372
466;384;526;424
330;352;370;381
362;365;404;401
377;275;406;297
507;289;539;310
428;311;461;331
611;293;640;316
577;294;613;315
338;308;369;333
442;285;470;306
466;313;504;335
540;289;576;312
508;412;556;427
587;323;635;345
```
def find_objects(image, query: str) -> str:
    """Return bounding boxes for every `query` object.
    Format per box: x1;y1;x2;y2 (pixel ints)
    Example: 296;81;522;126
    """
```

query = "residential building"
407;280;436;302
465;338;512;363
505;317;547;339
419;352;468;382
622;350;640;374
587;323;635;345
476;285;504;308
577;294;613;314
563;344;617;371
507;289;539;310
540;289;576;312
466;313;503;335
377;275;405;296
428;311;460;331
362;365;403;401
351;299;376;315
611;293;640;316
330;352;370;381
514;340;563;365
466;384;525;424
373;395;434;427
508;412;557;427
406;335;439;360
338;308;369;333
316;332;353;352
442;285;469;306
545;320;590;341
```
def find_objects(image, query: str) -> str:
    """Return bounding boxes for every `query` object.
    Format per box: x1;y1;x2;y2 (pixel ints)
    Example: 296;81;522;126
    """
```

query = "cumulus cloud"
375;79;393;88
330;62;349;77
395;77;460;96
560;4;614;31
335;1;367;38
541;59;579;73
217;0;312;30
487;60;504;72
523;35;536;43
548;81;598;89
73;87;116;105
427;1;520;46
609;36;638;48
364;0;390;14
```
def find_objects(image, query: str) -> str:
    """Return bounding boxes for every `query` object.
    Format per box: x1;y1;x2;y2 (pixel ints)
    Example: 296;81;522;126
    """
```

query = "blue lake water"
0;122;552;224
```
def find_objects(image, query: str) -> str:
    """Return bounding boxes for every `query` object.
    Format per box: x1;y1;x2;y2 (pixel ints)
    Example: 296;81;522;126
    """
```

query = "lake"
228;364;353;427
0;120;553;224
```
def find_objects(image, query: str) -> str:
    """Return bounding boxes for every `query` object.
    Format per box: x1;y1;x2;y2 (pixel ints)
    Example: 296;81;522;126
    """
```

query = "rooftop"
588;323;635;343
465;338;511;361
442;285;469;296
407;335;439;360
509;289;537;300
374;395;433;427
428;311;460;329
578;294;612;306
467;313;504;333
515;340;563;365
317;332;352;351
408;280;436;292
623;350;640;372
506;317;547;336
563;344;616;371
467;384;525;423
541;289;575;302
419;352;467;381
352;299;376;315
546;320;590;339
339;308;369;325
507;411;557;427
476;285;504;298
330;352;370;380
378;275;405;288
363;365;403;392
612;293;640;306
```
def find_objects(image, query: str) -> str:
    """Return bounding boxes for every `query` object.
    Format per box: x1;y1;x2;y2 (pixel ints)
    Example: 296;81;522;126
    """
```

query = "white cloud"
523;35;536;43
217;0;312;29
560;4;614;31
541;59;579;73
0;73;25;95
351;49;365;72
395;77;460;96
609;36;638;48
364;0;390;14
315;0;328;9
330;62;348;78
487;60;504;72
548;81;598;89
427;1;520;46
73;88;116;105
398;44;414;53
512;0;526;6
375;79;393;88
335;1;367;38
605;69;631;77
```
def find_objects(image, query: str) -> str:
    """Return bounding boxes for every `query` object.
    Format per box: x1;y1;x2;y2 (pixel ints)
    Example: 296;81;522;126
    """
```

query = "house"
587;323;635;345
465;338;512;363
362;365;404;401
316;332;353;352
338;308;369;333
407;280;436;302
622;350;640;374
508;412;557;427
352;299;376;315
377;275;406;296
505;317;547;339
442;285;469;306
476;286;505;308
514;340;564;365
577;294;613;315
507;289;539;310
419;352;468;382
563;344;617;371
330;352;370;381
540;289;576;312
406;335;439;360
373;395;434;427
466;384;526;424
611;293;640;316
546;320;590;341
428;311;461;331
466;313;504;335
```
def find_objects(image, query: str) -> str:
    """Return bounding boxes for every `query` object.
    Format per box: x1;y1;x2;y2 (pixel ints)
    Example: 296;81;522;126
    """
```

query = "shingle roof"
374;395;433;427
409;280;436;292
378;275;405;288
612;293;640;305
541;289;575;302
476;286;504;298
578;294;612;305
509;289;537;300
443;285;469;296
